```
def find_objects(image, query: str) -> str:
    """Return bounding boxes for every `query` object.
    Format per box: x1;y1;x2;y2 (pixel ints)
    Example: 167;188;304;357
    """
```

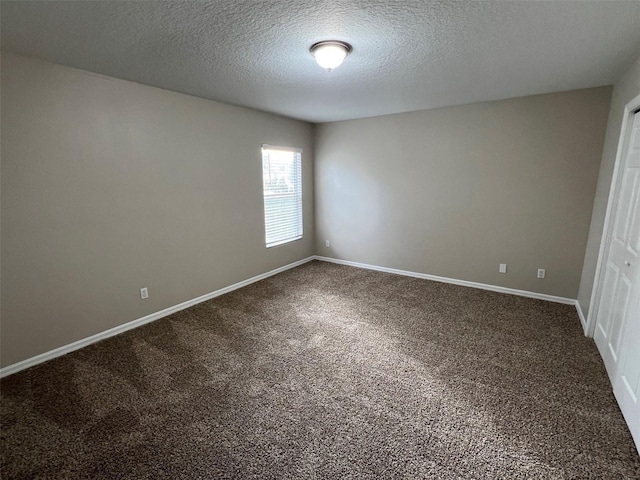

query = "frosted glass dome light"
310;41;352;72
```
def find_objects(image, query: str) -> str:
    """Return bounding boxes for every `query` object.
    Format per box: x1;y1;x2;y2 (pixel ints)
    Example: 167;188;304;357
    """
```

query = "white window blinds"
262;145;303;248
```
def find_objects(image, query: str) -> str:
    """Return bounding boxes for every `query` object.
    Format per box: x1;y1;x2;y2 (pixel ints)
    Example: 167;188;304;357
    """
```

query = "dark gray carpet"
1;260;639;479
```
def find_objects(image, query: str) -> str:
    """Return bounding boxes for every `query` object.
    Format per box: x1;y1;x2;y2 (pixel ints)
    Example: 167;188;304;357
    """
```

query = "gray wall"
577;56;640;318
315;88;611;299
1;53;314;367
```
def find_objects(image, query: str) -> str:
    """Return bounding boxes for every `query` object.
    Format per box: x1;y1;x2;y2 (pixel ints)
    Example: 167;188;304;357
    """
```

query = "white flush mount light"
310;41;352;72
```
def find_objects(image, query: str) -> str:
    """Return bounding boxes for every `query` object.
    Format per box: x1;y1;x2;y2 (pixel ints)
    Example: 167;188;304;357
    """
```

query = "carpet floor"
1;260;639;479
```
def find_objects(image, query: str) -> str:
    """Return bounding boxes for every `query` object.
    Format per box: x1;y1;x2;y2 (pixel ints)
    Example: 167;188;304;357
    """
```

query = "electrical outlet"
325;240;330;247
140;287;149;299
537;269;546;279
499;264;507;274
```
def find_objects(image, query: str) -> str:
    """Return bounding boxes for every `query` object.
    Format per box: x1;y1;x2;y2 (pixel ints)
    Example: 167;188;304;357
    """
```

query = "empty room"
1;1;640;478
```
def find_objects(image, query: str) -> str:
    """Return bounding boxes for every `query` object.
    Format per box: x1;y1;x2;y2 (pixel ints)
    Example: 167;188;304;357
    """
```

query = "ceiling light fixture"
310;41;352;72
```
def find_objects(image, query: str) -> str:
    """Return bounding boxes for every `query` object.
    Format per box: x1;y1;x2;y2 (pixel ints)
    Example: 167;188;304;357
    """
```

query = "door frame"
586;93;640;338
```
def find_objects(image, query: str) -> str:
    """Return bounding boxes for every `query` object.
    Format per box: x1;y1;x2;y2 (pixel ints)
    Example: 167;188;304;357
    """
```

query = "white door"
594;111;640;451
614;295;640;452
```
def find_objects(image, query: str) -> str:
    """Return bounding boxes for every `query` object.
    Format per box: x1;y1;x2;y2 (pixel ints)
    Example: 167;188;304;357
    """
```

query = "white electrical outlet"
325;240;330;247
140;287;149;299
537;269;546;279
499;264;507;274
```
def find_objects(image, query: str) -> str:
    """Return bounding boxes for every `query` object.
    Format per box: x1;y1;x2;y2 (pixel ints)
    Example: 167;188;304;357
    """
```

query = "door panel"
594;111;640;453
614;296;640;452
596;264;616;337
607;274;630;362
613;170;635;242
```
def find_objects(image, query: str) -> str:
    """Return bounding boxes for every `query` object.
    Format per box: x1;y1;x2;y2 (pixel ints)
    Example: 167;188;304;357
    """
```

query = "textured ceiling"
2;1;640;123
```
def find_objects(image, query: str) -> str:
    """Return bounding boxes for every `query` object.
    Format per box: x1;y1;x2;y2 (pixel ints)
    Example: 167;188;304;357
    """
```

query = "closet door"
594;111;640;452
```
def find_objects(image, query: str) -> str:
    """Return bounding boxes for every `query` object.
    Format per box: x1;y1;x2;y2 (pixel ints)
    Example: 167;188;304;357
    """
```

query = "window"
262;145;303;247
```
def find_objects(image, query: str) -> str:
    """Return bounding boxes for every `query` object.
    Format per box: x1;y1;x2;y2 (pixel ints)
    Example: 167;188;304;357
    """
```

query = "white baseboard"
575;301;588;334
0;256;315;379
2;254;581;378
313;256;576;305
